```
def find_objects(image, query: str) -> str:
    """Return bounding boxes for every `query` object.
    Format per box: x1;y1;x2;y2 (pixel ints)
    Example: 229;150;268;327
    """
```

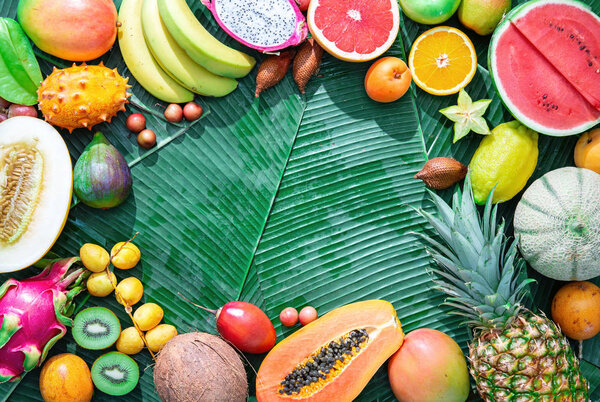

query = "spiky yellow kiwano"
38;63;131;133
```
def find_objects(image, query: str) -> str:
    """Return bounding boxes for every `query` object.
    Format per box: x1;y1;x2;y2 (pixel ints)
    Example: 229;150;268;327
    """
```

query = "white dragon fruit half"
202;0;308;53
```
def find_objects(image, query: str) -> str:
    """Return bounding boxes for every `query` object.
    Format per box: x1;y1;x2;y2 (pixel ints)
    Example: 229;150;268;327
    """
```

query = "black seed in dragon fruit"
202;0;308;52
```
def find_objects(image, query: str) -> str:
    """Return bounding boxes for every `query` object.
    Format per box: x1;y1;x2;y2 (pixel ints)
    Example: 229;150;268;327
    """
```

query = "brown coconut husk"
153;332;248;402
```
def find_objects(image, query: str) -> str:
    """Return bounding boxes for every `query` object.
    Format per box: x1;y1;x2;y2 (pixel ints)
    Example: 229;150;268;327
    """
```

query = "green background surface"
1;0;599;400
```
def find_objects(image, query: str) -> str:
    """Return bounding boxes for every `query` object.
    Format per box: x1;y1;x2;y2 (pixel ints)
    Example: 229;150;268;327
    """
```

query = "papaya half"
256;300;404;401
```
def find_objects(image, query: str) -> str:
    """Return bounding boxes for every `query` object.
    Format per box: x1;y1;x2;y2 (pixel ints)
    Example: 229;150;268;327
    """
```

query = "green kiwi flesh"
92;352;140;396
73;306;121;350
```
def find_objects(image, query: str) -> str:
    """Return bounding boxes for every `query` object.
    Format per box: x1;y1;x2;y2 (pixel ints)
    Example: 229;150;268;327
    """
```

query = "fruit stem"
178;293;217;314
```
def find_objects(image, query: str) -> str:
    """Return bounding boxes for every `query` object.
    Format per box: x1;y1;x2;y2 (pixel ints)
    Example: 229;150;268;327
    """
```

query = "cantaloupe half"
0;116;72;272
514;167;600;281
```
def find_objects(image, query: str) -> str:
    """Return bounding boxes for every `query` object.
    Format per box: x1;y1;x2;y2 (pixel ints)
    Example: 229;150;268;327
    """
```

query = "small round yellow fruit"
116;327;145;355
111;242;141;270
133;303;164;331
146;324;177;352
87;271;117;297
115;277;143;306
80;243;110;272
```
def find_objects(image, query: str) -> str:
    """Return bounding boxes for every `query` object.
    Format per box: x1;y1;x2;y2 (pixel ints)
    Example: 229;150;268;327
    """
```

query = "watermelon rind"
488;0;600;137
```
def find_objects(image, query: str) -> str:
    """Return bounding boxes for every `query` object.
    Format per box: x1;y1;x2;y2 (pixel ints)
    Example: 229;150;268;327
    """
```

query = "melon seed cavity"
0;144;43;244
279;329;369;397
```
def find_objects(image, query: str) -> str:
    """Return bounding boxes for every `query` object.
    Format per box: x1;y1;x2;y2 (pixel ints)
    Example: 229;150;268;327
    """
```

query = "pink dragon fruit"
0;257;87;382
202;0;308;53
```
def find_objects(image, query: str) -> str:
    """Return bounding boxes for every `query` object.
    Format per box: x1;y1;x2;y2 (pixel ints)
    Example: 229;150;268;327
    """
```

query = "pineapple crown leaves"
413;174;535;331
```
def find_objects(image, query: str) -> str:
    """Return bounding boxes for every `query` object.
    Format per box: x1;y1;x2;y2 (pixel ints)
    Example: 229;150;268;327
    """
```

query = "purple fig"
74;132;132;209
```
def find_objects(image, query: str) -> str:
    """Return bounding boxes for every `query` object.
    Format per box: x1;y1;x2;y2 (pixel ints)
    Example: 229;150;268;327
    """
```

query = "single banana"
118;0;193;103
141;0;237;97
157;0;256;79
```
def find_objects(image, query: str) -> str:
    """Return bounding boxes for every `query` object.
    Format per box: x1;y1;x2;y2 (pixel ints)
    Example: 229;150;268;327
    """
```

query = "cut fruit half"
0;116;72;273
488;0;600;136
409;26;477;96
307;0;400;62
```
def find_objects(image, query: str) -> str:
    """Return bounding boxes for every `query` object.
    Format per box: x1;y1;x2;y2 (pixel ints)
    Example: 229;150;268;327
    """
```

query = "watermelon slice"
489;0;600;136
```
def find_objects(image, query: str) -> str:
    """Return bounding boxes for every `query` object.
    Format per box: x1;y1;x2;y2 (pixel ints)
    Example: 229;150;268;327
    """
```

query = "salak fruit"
489;0;600;136
414;157;467;190
73;132;132;209
38;63;131;133
293;39;323;94
256;300;404;401
255;50;296;97
18;0;118;61
0;258;87;382
202;0;308;53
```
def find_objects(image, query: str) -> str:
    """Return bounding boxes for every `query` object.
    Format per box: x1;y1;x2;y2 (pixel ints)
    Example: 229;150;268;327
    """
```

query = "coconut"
153;332;248;402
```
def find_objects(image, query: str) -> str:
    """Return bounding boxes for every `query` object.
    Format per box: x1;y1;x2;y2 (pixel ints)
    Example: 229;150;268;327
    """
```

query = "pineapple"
417;176;588;401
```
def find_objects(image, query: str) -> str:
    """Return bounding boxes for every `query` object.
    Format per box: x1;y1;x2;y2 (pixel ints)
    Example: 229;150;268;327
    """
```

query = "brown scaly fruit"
38;63;131;133
416;176;588;401
255;50;296;97
293;38;323;94
414;157;467;190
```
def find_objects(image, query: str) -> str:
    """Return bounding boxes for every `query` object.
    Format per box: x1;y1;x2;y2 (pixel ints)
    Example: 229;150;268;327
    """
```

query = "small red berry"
299;306;318;326
183;102;203;121
164;103;183;123
279;307;299;327
137;129;156;149
126;113;146;133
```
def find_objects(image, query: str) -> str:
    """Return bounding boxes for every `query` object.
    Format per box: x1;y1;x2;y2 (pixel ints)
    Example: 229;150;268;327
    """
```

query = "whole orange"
552;281;600;341
39;353;93;402
364;57;412;103
574;128;600;174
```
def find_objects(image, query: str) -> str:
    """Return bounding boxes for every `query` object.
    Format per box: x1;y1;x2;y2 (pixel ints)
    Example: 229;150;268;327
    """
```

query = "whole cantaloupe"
514;167;600;281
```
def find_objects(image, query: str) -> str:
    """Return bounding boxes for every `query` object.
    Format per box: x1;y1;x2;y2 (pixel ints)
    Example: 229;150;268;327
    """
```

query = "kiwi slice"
73;307;120;350
91;352;140;396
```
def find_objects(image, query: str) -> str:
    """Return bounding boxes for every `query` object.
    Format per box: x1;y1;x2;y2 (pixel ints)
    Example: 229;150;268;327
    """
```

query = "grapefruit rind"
488;0;600;137
408;27;477;96
306;0;400;62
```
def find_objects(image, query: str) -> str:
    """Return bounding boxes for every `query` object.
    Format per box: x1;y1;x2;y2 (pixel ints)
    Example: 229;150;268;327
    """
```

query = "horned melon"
514;167;600;281
0;116;72;272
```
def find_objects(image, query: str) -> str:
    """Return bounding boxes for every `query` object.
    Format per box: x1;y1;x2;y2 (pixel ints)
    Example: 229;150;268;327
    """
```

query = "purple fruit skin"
0;97;11;109
202;0;308;52
73;132;132;209
7;104;37;118
0;114;7;123
0;258;86;383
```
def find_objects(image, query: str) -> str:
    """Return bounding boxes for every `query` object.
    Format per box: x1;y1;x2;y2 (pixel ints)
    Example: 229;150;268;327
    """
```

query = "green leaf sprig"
0;18;42;106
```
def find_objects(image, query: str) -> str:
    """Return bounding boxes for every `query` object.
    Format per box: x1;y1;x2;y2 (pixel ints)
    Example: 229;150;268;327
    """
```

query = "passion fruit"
552;281;600;340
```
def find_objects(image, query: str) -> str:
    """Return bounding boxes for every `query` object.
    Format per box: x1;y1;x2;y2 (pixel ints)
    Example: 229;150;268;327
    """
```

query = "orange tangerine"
408;26;477;96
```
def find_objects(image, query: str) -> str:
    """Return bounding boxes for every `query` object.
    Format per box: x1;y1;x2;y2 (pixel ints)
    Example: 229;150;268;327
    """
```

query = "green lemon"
469;120;538;204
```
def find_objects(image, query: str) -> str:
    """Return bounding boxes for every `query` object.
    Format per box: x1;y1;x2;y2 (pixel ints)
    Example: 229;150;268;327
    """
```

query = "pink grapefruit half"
307;0;400;62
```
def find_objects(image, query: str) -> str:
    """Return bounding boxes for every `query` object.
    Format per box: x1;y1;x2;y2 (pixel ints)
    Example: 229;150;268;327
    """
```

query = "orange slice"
307;0;400;62
408;26;477;96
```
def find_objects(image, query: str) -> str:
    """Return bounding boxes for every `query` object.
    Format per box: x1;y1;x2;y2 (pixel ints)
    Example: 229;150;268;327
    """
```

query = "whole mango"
388;328;469;402
458;0;511;35
18;0;117;61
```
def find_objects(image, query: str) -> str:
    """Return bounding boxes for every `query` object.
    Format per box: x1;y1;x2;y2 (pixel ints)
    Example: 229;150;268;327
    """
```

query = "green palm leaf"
1;0;599;400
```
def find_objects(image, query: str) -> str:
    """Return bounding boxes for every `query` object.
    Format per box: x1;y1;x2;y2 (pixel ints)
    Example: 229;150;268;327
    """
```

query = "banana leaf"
0;0;599;400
